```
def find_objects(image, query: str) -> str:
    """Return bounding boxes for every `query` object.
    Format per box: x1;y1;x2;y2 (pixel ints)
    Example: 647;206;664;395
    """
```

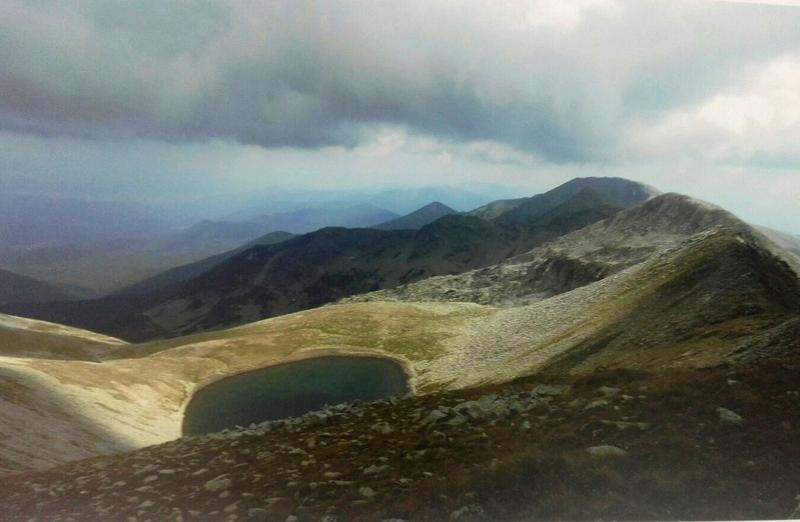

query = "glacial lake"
182;356;408;436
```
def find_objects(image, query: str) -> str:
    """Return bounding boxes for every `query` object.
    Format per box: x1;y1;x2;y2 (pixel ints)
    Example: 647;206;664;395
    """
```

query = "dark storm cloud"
1;0;800;163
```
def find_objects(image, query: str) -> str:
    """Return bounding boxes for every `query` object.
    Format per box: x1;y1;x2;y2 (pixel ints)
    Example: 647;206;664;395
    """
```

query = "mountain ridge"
372;201;459;230
1;177;654;340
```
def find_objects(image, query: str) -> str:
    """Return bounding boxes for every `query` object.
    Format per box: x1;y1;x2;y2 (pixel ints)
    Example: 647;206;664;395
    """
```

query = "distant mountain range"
249;204;399;234
2;177;657;340
0;220;284;294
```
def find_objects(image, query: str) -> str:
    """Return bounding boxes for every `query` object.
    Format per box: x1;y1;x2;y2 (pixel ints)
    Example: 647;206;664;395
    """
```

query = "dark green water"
183;356;408;436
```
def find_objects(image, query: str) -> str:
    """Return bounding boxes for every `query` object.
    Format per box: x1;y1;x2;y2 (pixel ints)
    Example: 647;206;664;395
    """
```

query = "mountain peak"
372;201;458;231
470;176;657;223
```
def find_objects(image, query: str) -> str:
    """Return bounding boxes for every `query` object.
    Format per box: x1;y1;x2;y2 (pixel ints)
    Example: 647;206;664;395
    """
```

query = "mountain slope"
372;202;458;230
0;313;126;360
470;176;658;223
757;226;800;260
113;230;295;296
0;221;796;476
137;186;629;337
3;178;652;340
0;268;82;305
346;193;747;305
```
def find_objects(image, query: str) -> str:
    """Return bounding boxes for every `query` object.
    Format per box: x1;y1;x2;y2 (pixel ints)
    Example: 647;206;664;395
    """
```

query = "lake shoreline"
181;352;411;435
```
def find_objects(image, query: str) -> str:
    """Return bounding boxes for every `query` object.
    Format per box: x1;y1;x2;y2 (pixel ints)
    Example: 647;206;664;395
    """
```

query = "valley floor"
1;355;799;521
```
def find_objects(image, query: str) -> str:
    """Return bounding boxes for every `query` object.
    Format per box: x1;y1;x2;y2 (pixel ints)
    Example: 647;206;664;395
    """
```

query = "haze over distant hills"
0;220;286;294
0;268;85;305
249;204;398;235
2;177;655;340
0;185;508;295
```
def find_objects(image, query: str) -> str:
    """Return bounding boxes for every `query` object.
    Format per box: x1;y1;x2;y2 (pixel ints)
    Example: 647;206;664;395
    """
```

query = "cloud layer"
2;0;800;164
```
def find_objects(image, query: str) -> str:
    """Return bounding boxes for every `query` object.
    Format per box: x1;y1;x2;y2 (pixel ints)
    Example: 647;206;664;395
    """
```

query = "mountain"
0;182;798;519
346;193;746;305
250;204;399;234
757;225;800;260
0;268;84;305
113;230;295;296
475;176;659;225
5;178;651;340
0;220;281;294
372;202;459;230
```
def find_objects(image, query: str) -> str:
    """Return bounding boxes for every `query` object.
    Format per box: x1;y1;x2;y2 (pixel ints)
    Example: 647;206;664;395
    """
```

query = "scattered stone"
363;464;391;475
587;445;628;457
204;476;232;492
419;409;449;426
531;384;569;396
323;471;342;479
568;398;588;409
143;475;158;483
584;399;610;410
359;486;376;498
450;503;485;520
138;500;154;509
286;516;299;522
600;420;649;431
788;494;800;519
520;420;531;431
370;422;394;435
717;407;744;425
597;386;622;398
446;414;469;426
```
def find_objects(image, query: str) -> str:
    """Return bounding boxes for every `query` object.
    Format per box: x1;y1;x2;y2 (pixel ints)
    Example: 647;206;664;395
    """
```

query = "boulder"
450;503;486;520
203;476;231;492
587;445;628;457
419;409;449;426
359;486;376;498
597;386;622;398
717;407;744;425
370;422;394;435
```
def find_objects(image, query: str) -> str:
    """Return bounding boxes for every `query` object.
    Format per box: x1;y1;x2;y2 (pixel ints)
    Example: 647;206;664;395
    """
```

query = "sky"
1;0;799;233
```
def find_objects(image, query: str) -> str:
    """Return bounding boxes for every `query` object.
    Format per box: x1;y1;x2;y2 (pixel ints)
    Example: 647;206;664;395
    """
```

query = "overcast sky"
1;0;799;232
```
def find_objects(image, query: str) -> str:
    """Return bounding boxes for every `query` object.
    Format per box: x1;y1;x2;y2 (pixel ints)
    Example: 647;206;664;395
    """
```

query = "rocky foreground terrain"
1;358;799;521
